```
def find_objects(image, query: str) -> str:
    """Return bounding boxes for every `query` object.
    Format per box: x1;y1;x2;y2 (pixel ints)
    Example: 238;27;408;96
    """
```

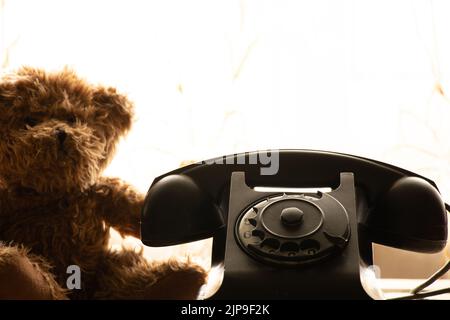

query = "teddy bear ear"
0;77;17;110
91;86;134;134
0;67;39;112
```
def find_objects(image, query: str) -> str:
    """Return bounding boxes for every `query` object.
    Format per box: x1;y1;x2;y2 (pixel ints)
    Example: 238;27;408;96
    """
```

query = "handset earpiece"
140;174;225;247
366;176;448;253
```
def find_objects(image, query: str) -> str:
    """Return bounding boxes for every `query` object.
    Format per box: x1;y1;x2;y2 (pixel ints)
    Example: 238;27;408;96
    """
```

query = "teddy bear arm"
94;250;208;299
93;177;144;239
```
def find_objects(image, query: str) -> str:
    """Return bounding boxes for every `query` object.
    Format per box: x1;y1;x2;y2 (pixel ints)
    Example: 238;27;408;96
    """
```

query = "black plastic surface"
141;174;224;246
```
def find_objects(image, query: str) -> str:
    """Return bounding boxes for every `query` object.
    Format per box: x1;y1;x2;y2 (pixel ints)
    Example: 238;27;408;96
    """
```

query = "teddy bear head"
0;67;134;193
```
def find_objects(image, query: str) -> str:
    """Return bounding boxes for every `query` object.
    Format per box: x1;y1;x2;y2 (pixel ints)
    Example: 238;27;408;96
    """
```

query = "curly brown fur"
0;66;133;193
94;249;207;300
0;67;207;299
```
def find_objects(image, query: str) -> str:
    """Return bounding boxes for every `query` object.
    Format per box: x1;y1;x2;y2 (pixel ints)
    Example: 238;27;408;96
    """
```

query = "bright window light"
1;0;449;281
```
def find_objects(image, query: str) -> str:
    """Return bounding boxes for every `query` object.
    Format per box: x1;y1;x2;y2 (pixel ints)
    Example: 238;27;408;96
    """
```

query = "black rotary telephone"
140;150;449;299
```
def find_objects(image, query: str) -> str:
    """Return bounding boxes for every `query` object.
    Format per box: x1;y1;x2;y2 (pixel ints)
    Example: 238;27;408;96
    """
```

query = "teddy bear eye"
67;115;76;125
24;116;38;127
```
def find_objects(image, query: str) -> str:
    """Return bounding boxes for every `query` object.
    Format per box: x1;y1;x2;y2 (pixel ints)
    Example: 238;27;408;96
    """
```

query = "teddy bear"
0;67;207;299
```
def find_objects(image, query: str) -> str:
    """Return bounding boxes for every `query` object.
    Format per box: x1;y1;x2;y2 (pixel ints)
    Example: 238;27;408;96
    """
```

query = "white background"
1;0;449;282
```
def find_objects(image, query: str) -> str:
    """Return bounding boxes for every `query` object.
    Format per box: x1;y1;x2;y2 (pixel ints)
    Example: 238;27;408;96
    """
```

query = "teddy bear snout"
55;128;67;146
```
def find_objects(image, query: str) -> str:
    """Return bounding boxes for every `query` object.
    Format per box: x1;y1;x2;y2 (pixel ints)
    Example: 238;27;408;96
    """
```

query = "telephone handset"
141;150;448;299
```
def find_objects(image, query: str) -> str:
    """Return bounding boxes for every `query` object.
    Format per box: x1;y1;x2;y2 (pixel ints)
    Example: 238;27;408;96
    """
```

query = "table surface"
379;279;450;300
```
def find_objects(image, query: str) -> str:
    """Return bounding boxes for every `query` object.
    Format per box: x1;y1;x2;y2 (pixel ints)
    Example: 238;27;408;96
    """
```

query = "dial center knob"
280;207;304;226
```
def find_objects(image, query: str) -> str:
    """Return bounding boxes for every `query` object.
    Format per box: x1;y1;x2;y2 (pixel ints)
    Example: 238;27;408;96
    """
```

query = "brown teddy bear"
0;67;207;299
